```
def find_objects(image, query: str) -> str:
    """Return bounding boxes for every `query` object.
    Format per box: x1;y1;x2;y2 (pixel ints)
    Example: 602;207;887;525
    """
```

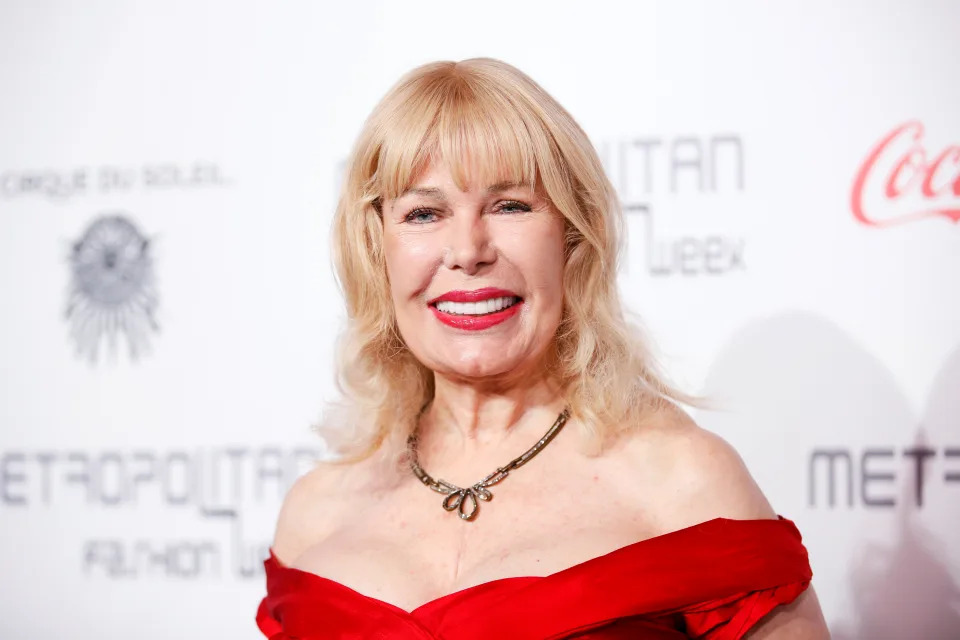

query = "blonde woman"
257;59;830;639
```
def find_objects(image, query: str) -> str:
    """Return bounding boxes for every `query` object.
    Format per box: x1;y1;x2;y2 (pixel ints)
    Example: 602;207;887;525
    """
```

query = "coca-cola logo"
851;121;960;227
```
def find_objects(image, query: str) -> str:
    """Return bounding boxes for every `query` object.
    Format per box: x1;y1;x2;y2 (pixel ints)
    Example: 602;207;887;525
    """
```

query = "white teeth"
435;296;519;316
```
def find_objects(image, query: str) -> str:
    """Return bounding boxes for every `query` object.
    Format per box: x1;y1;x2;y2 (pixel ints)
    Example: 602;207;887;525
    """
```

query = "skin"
382;159;568;444
271;159;831;638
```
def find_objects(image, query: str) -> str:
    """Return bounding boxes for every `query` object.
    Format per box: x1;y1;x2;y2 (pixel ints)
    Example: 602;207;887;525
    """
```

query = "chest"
290;459;662;612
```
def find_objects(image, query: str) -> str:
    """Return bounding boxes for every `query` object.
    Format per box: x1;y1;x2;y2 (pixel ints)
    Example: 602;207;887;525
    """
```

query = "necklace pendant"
410;408;570;523
442;486;491;521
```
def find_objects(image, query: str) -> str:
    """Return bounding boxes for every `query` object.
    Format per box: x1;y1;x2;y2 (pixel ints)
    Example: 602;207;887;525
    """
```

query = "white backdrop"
1;1;958;638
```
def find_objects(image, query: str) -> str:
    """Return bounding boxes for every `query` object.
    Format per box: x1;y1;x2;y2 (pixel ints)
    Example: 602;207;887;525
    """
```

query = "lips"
427;287;524;331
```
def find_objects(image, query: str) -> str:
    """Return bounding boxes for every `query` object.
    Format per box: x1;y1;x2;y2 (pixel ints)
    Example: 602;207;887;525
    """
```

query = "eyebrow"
400;187;447;200
398;181;524;199
485;181;522;194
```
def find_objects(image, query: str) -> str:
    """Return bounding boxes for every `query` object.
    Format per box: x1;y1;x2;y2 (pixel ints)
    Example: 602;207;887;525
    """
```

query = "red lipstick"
428;287;523;331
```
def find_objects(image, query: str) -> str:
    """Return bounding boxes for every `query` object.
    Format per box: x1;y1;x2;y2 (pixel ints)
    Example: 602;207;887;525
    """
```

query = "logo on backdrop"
65;214;159;363
0;161;231;200
0;446;321;580
852;121;960;227
808;445;960;508
599;134;747;277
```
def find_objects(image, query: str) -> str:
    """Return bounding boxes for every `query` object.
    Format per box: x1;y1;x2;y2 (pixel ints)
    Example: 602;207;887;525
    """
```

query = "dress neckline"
266;515;794;616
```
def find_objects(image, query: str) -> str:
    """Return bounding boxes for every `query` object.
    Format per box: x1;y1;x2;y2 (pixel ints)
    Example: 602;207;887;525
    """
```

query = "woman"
257;58;830;639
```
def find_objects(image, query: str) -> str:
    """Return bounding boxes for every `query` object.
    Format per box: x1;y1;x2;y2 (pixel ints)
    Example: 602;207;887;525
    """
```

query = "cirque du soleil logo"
65;213;159;363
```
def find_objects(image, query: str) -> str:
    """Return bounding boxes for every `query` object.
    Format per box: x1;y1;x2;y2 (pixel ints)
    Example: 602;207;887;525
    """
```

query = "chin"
436;351;523;381
448;360;513;380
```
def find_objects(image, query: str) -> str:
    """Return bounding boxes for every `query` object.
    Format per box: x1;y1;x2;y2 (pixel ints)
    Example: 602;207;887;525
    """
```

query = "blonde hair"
323;58;690;460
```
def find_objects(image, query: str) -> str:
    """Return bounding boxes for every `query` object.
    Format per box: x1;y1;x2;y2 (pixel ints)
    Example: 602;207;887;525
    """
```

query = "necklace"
407;407;571;521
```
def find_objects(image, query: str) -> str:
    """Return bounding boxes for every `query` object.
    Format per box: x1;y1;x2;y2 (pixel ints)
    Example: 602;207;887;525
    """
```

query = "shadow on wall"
696;312;960;639
833;345;960;639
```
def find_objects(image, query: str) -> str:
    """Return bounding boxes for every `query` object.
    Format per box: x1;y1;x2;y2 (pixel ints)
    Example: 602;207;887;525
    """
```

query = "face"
381;159;566;383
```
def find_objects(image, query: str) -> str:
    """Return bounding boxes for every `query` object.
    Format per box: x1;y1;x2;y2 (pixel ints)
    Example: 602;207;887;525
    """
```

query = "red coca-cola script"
851;121;960;227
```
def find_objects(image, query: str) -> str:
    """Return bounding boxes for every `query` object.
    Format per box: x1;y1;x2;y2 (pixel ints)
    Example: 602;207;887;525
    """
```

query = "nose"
442;213;497;275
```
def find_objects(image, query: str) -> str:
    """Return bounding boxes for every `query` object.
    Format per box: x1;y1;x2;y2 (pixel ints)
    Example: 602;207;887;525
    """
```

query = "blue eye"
404;208;438;224
497;200;532;213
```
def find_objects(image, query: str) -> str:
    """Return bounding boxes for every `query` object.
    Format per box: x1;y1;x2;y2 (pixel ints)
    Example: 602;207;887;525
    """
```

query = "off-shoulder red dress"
256;515;811;639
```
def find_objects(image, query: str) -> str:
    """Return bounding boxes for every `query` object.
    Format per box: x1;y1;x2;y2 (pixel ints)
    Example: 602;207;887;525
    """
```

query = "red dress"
256;516;811;639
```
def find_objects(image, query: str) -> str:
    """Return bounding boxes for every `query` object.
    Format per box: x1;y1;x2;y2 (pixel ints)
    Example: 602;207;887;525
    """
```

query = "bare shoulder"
270;458;364;566
606;404;831;638
605;402;776;529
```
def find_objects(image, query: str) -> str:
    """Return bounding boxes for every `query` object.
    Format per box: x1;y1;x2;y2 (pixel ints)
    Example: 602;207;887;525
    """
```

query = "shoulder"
604;402;777;531
600;406;832;636
270;458;366;565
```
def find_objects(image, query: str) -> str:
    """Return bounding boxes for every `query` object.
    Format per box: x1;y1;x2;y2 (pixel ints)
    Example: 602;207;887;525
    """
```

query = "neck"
422;370;566;448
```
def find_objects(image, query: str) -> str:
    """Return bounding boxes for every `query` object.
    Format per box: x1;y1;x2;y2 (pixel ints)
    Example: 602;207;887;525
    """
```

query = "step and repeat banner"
1;1;957;638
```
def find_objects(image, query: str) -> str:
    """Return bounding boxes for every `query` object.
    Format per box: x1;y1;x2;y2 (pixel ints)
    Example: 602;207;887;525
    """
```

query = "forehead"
395;155;538;200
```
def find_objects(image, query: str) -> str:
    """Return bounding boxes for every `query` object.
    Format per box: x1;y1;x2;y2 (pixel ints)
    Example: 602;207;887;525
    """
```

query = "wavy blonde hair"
322;58;690;460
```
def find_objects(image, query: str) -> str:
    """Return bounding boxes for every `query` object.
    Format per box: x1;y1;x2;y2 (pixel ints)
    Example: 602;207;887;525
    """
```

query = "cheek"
384;232;439;301
504;222;566;295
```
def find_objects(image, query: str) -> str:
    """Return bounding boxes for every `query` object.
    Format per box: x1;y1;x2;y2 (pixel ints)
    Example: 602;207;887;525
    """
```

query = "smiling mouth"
431;296;522;316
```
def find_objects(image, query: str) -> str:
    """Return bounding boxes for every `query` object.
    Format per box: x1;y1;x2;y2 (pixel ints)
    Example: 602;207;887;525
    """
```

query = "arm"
743;586;831;639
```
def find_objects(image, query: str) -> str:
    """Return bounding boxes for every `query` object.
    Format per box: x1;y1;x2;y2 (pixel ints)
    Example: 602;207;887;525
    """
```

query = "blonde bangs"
371;67;549;203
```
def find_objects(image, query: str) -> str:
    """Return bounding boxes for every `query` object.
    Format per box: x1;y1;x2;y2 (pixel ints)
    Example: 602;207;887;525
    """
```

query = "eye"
404;208;439;224
495;200;532;214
